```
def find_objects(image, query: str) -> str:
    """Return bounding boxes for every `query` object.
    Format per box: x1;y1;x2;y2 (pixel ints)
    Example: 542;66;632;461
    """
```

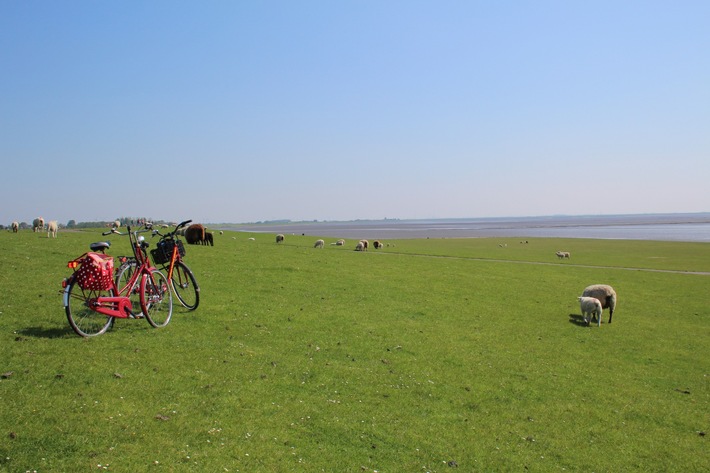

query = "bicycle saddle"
90;241;111;253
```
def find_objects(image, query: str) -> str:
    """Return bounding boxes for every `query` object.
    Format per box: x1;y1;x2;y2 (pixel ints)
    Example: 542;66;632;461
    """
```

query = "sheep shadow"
16;326;75;339
568;313;591;327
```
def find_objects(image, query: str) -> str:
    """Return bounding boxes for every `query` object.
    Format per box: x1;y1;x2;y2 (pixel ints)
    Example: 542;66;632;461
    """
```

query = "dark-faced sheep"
582;284;617;323
276;234;285;244
185;224;206;245
359;239;369;251
32;217;44;233
336;239;345;246
373;240;383;249
556;251;570;259
578;296;603;326
47;220;58;238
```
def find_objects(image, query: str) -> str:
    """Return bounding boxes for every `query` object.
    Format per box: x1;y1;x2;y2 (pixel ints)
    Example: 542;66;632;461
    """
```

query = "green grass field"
0;229;708;472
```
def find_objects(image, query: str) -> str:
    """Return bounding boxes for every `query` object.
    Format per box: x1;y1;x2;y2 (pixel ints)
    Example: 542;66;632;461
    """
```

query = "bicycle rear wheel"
171;261;200;310
114;259;142;317
140;269;173;328
64;279;114;337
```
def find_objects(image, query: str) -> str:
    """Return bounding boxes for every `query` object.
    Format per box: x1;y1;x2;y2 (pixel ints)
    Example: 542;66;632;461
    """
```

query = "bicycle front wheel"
140;269;173;328
64;279;114;337
171;261;200;310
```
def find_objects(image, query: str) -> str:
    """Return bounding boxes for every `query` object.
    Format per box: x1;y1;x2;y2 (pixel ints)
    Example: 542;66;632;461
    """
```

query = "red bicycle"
61;225;173;337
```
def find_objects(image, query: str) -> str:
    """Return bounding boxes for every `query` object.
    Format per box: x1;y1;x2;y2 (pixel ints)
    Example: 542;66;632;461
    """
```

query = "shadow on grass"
17;326;75;339
568;313;591;327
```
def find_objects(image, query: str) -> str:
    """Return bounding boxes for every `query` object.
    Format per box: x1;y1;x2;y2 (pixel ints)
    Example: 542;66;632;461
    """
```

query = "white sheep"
556;251;570;259
276;234;284;243
355;241;365;251
314;239;325;248
578;296;603;326
47;220;58;238
32;217;44;232
359;239;369;251
582;284;617;323
11;221;19;233
336;239;345;246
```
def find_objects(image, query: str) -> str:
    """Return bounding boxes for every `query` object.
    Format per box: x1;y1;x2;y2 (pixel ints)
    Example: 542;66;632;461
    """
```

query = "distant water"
220;213;710;242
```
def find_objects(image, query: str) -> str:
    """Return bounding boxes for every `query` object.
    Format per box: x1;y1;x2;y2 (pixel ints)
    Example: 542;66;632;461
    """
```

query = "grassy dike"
0;229;708;472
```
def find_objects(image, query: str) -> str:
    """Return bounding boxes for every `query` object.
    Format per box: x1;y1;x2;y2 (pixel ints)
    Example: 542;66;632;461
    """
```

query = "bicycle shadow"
16;326;75;339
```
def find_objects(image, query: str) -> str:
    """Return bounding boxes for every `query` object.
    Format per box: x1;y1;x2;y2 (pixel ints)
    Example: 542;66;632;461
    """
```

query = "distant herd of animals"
7;220;616;327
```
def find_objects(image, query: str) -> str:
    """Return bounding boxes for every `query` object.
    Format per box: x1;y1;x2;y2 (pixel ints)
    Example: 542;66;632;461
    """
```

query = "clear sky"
2;1;708;225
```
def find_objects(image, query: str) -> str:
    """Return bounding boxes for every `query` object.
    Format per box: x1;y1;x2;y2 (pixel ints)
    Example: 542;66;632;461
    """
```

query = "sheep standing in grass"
373;240;383;249
32;217;44;233
276;234;284;244
336;239;345;246
11;221;19;233
355;241;365;251
359;239;369;251
314;239;324;248
582;284;617;323
556;251;570;259
47;220;58;238
578;296;603;326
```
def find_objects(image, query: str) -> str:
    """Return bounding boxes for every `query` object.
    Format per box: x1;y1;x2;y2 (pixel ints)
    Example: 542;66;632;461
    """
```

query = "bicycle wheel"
171;261;200;310
114;259;143;318
140;268;173;328
64;279;114;337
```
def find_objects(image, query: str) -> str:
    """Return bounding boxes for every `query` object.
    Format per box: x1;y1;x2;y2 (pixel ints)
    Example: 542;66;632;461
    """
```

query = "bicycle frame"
63;226;156;319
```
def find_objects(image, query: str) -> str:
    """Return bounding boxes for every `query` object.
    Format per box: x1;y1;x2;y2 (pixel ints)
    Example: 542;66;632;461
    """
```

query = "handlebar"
151;219;193;239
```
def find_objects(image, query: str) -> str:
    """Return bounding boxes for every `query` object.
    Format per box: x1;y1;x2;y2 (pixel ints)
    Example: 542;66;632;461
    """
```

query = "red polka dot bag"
73;252;114;291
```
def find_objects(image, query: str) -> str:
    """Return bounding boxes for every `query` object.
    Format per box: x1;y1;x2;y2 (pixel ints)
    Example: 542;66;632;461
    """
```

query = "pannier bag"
151;239;185;265
75;252;114;291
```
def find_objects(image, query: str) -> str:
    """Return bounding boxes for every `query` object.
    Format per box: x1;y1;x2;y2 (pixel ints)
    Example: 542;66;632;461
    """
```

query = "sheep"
11;221;19;233
373;240;383;249
276;234;285;244
113;220;121;229
582;284;617;323
185;224;206;245
47;220;58;238
556;251;570;259
355;241;365;251
336;239;345;246
359;239;369;251
578;296;603;326
248;237;256;241
313;239;325;248
203;231;214;246
32;217;44;232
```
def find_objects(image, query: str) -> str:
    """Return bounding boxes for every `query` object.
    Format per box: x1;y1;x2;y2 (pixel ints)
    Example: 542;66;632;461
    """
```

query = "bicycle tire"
64;279;114;337
171;261;200;310
141;268;173;328
114;259;143;318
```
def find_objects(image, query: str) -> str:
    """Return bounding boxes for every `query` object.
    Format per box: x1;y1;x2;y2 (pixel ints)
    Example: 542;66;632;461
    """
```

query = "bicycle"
61;225;173;337
114;219;199;311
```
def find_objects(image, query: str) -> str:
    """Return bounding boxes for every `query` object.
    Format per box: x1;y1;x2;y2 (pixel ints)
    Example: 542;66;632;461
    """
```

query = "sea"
219;213;710;242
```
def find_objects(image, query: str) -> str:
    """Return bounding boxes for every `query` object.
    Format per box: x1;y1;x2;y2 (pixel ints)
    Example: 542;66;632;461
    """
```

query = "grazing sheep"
355;241;365;251
185;223;206;245
276;234;285;244
373;240;383;249
219;230;224;235
578;296;603;326
32;217;44;233
47;220;58;238
582;284;617;323
203;231;214;246
11;221;19;233
556;251;570;259
359;239;369;251
112;220;121;229
248;237;256;241
314;239;325;248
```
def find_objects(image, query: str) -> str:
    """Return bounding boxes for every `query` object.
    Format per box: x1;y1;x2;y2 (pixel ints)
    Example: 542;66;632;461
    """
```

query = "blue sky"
2;1;708;225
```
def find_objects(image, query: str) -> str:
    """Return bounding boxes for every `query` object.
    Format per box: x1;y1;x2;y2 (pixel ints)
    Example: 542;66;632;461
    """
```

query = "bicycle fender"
62;284;71;307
